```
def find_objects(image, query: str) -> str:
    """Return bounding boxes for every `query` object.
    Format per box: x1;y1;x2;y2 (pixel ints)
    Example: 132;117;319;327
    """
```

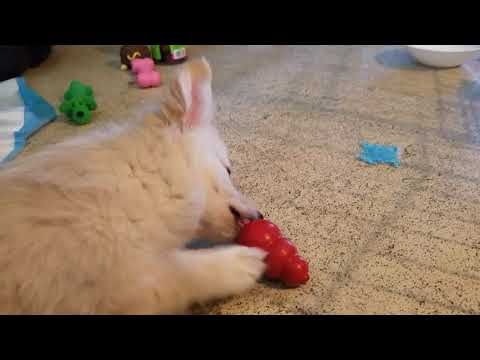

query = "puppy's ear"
173;57;214;129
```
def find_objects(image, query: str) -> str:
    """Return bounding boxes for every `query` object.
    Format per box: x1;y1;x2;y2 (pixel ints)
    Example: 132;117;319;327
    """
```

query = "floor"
19;45;480;314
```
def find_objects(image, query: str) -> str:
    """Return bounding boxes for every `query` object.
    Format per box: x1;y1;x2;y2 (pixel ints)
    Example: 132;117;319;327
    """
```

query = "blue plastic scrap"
0;77;56;163
358;141;400;168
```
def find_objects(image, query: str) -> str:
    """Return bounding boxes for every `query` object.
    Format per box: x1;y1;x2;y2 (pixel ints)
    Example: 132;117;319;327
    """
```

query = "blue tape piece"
3;77;56;162
358;141;400;168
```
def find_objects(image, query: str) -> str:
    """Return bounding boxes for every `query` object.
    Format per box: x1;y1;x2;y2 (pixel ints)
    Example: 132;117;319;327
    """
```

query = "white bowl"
406;45;480;68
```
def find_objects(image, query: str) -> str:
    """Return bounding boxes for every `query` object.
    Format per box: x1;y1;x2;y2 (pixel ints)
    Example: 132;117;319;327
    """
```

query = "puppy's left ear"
174;57;214;129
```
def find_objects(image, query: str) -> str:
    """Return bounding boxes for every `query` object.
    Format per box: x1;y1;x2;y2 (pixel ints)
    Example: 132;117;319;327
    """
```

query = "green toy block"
59;80;97;125
150;45;162;62
149;45;187;64
169;45;187;61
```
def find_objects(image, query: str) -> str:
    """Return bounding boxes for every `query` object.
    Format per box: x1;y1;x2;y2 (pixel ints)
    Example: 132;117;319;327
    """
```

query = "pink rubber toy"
131;58;161;89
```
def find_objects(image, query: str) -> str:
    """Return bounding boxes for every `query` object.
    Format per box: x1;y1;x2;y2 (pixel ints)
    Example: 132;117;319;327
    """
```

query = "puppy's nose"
256;211;264;220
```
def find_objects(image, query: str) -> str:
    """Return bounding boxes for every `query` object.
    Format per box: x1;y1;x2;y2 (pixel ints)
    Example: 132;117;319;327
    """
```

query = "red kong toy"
237;219;309;287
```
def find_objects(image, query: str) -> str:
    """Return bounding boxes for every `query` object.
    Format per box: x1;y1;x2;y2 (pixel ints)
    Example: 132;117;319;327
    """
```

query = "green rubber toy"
59;80;97;125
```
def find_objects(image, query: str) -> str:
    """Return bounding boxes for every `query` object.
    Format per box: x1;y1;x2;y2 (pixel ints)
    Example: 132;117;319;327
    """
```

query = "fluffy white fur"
0;57;266;314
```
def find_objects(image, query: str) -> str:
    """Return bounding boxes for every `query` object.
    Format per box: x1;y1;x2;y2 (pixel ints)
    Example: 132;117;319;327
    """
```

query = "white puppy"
0;57;266;314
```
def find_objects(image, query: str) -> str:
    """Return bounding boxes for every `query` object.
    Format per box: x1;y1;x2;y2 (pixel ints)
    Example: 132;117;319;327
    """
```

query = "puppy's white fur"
0;57;266;314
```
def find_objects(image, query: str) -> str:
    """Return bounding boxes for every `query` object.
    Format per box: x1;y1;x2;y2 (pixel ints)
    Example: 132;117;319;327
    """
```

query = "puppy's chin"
195;216;240;243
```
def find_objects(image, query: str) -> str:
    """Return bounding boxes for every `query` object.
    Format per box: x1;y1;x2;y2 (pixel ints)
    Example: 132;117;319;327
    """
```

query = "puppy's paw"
214;246;267;296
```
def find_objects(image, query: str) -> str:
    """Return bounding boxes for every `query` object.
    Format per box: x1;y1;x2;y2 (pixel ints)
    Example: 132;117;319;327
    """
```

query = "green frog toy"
59;80;97;125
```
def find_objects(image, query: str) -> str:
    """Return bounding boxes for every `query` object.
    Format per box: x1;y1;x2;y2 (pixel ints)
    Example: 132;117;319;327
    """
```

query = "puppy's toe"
217;246;267;295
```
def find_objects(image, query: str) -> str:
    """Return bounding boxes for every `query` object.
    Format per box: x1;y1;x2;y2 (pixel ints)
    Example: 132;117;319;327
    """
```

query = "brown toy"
120;45;152;71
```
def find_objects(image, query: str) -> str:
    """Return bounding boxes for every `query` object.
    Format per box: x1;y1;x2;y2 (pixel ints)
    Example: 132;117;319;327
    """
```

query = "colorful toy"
237;219;281;251
131;58;161;89
150;45;187;64
59;80;97;125
265;238;297;279
120;45;152;71
149;45;162;64
358;141;400;168
237;219;310;287
281;255;310;287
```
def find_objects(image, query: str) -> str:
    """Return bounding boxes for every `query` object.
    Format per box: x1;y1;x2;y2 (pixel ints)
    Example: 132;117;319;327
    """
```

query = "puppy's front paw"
215;246;267;297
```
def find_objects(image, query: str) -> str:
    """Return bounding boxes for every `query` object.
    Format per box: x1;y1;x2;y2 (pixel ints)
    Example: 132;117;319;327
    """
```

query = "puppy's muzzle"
229;206;263;221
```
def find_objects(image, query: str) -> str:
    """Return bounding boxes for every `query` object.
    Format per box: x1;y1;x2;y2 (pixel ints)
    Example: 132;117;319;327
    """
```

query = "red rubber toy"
237;219;281;251
237;219;309;287
282;255;310;287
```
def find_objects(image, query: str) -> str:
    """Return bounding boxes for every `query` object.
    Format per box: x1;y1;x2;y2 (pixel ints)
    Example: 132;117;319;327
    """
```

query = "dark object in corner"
0;46;52;82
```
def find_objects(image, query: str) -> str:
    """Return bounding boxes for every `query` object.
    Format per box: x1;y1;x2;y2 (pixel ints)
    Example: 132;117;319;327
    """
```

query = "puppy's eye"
226;167;231;176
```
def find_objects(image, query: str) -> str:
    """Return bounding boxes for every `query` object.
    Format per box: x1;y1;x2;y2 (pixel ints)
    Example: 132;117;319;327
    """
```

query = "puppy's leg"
174;245;267;304
113;246;266;314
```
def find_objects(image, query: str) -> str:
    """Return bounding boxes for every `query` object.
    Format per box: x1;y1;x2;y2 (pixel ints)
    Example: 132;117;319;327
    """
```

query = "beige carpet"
18;45;480;314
